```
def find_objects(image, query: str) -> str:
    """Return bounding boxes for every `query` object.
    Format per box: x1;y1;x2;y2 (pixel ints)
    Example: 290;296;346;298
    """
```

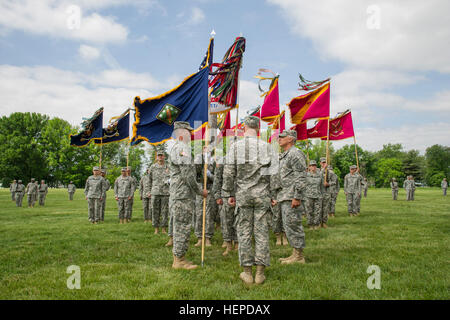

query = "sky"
0;0;449;153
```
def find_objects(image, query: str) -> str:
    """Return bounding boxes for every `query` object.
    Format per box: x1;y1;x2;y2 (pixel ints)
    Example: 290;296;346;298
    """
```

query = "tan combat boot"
194;238;202;247
282;233;288;246
119;219;123;224
154;228;159;234
161;227;167;234
279;248;295;262
254;265;266;285
234;241;239;250
322;223;328;229
222;241;233;256
172;256;197;270
281;248;305;265
205;238;212;247
239;266;253;284
165;237;173;247
275;233;282;246
222;241;227;248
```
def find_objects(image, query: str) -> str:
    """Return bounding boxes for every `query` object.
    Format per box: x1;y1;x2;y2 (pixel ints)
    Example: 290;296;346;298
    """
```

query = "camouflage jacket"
319;167;334;195
10;183;17;192
344;173;362;194
391;181;399;190
114;175;134;198
305;170;323;199
195;153;216;190
84;175;104;199
102;179;110;197
68;184;76;193
25;182;38;195
276;146;307;202
140;174;151;198
222;136;278;202
328;170;339;194
15;184;25;193
38;184;48;193
148;162;170;196
168;140;202;200
442;180;448;189
403;179;415;190
212;161;235;200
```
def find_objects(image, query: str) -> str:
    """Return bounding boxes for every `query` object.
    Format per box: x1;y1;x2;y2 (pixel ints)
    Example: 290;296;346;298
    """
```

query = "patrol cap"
392;178;396;180
121;167;127;172
309;160;317;166
31;178;35;181
350;165;357;169
244;116;260;129
93;166;100;171
174;121;194;131
101;169;106;174
157;151;165;156
320;157;327;163
18;180;22;183
279;130;297;139
70;181;73;183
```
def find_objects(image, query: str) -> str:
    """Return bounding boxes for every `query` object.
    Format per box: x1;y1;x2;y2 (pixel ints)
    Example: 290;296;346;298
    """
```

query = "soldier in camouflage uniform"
276;130;307;264
344;165;362;216
212;156;238;256
38;180;48;206
403;175;415;201
114;168;134;224
442;178;448;196
10;180;17;201
328;165;339;217
100;170;110;222
169;121;207;270
15;180;25;207
84;166;104;224
194;147;217;247
68;181;76;200
305;161;323;229
147;151;170;234
391;178;399;200
126;168;138;222
362;178;369;198
319;157;334;228
222;116;278;285
25;178;38;208
140;169;152;223
410;176;416;200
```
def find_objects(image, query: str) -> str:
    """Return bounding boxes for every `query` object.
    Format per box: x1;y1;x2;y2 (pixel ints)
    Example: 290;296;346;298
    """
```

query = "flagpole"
306;139;310;166
325;118;330;182
100;138;103;168
201;125;209;267
353;136;360;171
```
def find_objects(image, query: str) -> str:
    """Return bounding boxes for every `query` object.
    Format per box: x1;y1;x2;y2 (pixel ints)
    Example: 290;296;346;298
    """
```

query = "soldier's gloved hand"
128;196;132;200
291;199;300;208
271;199;278;207
228;197;236;207
202;189;208;198
147;192;151;198
216;198;223;205
115;196;119;201
324;182;330;187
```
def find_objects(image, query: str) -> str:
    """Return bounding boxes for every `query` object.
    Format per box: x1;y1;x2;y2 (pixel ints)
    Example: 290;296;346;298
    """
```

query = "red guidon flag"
307;119;328;139
321;110;355;141
288;82;330;124
290;123;308;141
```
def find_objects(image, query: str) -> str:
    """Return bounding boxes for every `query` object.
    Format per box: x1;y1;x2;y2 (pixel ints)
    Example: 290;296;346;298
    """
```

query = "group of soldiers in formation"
9;178;48;207
7;117;448;285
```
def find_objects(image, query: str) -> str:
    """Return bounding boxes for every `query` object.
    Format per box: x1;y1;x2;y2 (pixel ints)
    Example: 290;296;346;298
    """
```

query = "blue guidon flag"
130;39;213;145
95;109;130;145
70;107;104;147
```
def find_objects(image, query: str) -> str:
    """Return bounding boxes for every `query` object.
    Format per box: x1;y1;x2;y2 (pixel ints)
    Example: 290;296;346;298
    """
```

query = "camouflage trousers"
99;196;107;221
320;194;331;224
117;198;130;220
235;197;271;267
168;201;173;237
364;188;368;198
330;193;338;213
15;192;24;207
142;197;151;221
152;195;169;228
306;197;322;226
69;192;74;200
127;197;134;219
171;199;195;258
271;201;284;234
27;194;36;207
220;199;237;242
443;188;447;196
346;193;360;214
39;192;46;206
406;190;415;201
194;194;216;239
88;198;102;222
280;200;305;249
11;192;15;201
392;189;398;200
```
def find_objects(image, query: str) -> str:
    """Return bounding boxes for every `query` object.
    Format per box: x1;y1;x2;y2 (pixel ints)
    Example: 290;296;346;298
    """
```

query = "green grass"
0;188;449;300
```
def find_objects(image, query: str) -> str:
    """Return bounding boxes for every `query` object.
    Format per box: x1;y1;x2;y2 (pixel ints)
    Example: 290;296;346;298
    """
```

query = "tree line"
1;112;448;188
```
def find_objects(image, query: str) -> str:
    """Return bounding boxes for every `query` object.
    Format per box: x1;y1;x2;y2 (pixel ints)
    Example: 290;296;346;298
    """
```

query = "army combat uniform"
140;173;152;222
15;181;25;207
25;180;38;207
442;179;448;196
100;174;110;221
305;165;323;228
38;182;48;206
148;162;170;230
127;174;138;220
85;172;104;223
114;171;134;222
391;180;399;200
328;167;339;216
10;181;17;201
68;183;76;200
319;160;334;226
403;177;415;201
344;168;363;215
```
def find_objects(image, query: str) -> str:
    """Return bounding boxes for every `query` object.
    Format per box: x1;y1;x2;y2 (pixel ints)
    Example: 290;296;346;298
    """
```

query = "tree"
332;144;374;184
425;144;450;186
375;158;404;187
375;143;405;161
402;150;425;182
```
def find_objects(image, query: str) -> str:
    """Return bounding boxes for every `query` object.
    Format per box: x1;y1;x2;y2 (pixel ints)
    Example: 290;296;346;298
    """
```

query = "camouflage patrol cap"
70;181;73;183
93;166;100;171
279;130;297;139
350;165;357;169
244;116;260;129
101;169;106;174
31;178;35;181
157;151;165;156
320;157;327;163
18;180;22;183
309;160;317;166
121;167;127;172
174;121;194;131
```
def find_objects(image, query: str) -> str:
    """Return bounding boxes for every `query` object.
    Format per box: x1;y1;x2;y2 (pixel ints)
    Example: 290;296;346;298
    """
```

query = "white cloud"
268;0;450;73
78;44;101;60
189;7;205;25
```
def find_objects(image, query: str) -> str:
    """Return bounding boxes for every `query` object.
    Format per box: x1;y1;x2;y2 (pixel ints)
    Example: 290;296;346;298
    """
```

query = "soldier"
84;166;104;224
410;176;416;200
100;169;110;222
344;165;362;216
68;181;76;200
391;178;399;200
404;175;414;201
25;178;38;208
169;121;207;270
305;160;323;229
328;165;339;218
15;180;25;207
362;178;369;198
442;178;448;196
147;151;170;234
38;180;48;206
126;167;138;222
276;130;307;264
212;156;238;256
10;179;17;201
114;168;134;224
140;168;152;223
319;157;334;228
222;116;278;285
194;146;217;247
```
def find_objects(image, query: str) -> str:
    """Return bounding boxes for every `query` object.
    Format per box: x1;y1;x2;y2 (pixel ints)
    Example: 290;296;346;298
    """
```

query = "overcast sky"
0;0;449;153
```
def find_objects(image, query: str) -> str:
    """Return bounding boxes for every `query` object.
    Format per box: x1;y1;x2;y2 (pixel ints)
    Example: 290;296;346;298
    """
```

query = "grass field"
0;188;449;300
